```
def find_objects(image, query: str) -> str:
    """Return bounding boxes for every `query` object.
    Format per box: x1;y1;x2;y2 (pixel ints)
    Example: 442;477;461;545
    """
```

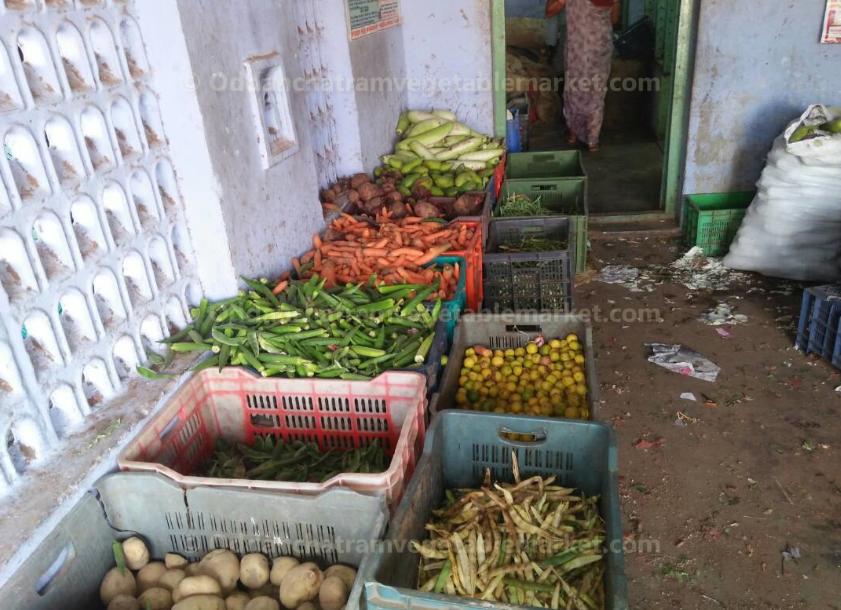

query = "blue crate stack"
796;285;841;364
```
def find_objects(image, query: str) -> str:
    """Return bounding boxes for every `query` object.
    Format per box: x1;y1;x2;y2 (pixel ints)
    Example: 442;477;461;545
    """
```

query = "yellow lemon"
564;407;580;419
573;371;585;383
463;357;477;370
491;356;505;368
574;354;585;365
526;342;538;355
565;333;579;343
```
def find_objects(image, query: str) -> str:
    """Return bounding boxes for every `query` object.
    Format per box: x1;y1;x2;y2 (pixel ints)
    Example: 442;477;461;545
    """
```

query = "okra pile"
412;457;606;609
164;275;441;379
203;436;387;483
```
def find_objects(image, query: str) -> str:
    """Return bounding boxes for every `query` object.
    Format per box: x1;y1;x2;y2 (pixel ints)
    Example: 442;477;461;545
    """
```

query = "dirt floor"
578;233;841;609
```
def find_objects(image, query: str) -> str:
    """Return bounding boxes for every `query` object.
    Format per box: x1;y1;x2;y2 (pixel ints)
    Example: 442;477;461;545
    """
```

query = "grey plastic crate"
483;217;575;313
0;472;387;610
435;312;600;420
363;411;628;610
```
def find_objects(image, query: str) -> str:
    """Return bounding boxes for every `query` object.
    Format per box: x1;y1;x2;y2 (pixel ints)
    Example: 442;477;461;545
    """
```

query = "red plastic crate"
447;220;483;312
118;369;428;508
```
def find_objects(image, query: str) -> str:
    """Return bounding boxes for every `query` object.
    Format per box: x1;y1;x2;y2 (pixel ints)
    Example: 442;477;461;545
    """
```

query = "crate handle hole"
35;543;75;596
159;414;180;440
504;324;542;334
499;426;547;445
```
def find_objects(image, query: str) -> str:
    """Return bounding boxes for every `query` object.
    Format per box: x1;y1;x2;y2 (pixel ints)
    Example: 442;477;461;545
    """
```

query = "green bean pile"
203;436;387;482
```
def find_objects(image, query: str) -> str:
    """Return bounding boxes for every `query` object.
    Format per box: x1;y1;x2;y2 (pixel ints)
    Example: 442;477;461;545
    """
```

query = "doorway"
492;0;694;217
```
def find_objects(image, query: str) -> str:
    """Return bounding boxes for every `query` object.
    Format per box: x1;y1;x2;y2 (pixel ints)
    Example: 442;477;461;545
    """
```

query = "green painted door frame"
660;0;698;216
490;0;699;219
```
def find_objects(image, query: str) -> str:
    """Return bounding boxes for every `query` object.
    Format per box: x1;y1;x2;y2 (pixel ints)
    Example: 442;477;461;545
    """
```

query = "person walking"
548;0;617;152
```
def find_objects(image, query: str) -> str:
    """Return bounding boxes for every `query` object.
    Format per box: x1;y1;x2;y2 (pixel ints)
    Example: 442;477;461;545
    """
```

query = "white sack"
723;105;841;281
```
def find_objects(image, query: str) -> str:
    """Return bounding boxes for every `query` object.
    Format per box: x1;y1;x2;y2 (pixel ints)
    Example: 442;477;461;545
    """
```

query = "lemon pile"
454;334;589;419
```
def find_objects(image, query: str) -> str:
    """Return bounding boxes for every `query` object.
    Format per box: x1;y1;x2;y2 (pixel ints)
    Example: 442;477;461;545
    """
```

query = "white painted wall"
142;0;325;295
176;0;325;284
402;1;495;134
350;26;409;171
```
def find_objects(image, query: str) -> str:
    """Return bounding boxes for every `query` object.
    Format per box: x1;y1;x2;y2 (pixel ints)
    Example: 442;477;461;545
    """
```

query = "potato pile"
320;173;484;221
101;537;357;610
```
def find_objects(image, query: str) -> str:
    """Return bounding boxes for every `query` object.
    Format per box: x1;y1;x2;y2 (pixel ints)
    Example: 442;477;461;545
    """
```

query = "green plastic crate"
506;150;586;180
497;179;589;272
364;411;628;610
683;192;754;256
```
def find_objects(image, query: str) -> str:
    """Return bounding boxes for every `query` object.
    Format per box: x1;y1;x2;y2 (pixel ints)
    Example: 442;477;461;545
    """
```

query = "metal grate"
0;0;198;489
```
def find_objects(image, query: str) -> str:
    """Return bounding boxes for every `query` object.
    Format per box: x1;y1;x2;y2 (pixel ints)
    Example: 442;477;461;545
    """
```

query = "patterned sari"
564;0;614;148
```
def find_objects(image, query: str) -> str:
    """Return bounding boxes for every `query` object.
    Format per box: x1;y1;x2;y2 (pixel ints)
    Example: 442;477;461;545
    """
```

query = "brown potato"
319;575;349;610
107;594;140;610
100;568;137;605
138;587;173;610
166;554;189;570
278;564;322;609
269;557;299;586
122;537;150;571
137;561;167;592
239;553;269;590
350;173;371;190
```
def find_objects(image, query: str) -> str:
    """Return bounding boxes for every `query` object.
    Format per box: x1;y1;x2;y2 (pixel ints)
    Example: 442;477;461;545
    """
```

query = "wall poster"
822;0;841;43
346;0;402;40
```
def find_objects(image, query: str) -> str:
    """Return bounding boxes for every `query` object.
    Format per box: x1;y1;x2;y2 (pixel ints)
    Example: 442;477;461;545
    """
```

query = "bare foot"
566;133;578;146
588;144;600;152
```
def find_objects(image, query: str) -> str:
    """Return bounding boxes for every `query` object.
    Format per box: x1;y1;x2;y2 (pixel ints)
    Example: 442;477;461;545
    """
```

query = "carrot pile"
293;210;476;301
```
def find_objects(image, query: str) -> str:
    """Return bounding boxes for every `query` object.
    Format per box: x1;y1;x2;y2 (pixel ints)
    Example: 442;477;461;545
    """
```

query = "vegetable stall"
0;109;620;610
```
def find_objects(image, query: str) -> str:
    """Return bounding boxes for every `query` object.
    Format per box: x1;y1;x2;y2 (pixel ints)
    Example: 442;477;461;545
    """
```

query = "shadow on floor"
528;122;664;214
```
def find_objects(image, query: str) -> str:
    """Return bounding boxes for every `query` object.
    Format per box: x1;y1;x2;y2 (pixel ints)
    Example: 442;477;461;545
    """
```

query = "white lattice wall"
0;0;197;488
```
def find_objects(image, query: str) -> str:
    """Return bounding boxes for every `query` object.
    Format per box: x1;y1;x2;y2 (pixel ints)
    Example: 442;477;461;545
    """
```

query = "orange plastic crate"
448;220;483;312
118;369;427;508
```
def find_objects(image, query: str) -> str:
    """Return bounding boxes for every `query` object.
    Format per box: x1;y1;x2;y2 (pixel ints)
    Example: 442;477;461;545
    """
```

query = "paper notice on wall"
822;0;841;43
347;0;401;40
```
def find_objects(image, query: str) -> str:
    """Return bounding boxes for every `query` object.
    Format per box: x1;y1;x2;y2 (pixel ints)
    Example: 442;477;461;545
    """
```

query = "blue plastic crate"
363;411;628;610
796;286;841;359
432;255;467;345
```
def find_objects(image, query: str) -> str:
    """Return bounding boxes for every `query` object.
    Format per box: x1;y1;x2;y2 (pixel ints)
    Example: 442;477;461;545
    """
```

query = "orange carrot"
390;247;425;258
292;257;301;274
272;280;288;295
363;248;389;257
414;244;451;266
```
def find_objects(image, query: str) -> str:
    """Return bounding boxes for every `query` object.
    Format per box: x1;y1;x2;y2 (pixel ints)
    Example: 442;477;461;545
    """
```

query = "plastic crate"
118;369;427;508
0;472;387;610
433;255;467;345
795;285;841;359
363;411;628;610
497;179;589;272
506;150;586;180
482;217;575;313
430;186;494;250
682;192;754;256
499;177;588;216
396;317;447;395
435;312;600;419
493;151;506;199
446;220;483;312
